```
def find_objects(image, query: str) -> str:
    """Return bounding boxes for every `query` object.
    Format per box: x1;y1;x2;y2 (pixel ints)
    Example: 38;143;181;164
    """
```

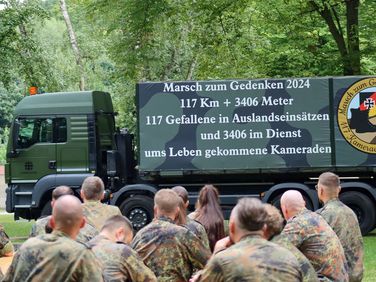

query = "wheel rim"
128;208;149;230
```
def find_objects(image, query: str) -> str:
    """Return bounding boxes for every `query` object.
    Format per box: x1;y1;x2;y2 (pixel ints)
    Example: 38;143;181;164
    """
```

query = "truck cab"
5;91;125;219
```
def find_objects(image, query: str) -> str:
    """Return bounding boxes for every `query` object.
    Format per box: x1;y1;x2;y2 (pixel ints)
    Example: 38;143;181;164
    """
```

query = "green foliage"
0;0;375;165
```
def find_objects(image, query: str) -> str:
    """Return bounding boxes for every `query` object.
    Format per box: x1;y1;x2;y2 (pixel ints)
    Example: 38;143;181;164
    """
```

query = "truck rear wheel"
339;191;375;235
120;195;154;231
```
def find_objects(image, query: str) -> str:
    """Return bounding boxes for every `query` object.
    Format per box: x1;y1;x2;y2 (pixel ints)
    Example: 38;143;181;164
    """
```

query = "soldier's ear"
79;217;86;229
338;186;342;193
153;205;158;218
49;216;56;229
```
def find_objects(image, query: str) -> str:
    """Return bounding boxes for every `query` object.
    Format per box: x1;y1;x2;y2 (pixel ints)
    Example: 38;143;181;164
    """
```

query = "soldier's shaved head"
81;176;104;201
101;215;134;244
280;190;306;220
172;186;189;204
154;189;180;218
101;215;133;233
264;204;284;239
318;172;341;200
51;195;85;239
52;185;74;200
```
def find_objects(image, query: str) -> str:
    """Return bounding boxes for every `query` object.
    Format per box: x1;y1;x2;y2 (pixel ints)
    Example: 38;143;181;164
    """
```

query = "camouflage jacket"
317;198;364;282
0;224;13;257
131;216;210;282
184;217;211;251
198;233;303;282
3;230;103;282
271;234;319;282
29;215;99;243
280;208;348;282
88;235;157;282
82;201;122;231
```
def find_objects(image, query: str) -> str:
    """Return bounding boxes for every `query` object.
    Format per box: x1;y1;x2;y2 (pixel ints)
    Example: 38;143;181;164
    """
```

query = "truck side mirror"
8;120;20;158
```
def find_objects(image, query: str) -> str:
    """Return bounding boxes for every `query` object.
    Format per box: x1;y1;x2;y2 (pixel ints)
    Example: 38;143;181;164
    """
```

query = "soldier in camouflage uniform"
172;186;211;251
29;185;98;243
81;176;122;230
0;224;13;257
88;215;157;282
279;190;348;282
132;189;210;282
316;172;364;282
195;198;302;282
263;204;318;282
3;195;103;282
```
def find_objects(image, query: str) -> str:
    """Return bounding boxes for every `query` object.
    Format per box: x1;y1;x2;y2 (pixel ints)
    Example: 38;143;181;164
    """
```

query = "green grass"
1;213;34;242
364;230;376;282
1;213;375;280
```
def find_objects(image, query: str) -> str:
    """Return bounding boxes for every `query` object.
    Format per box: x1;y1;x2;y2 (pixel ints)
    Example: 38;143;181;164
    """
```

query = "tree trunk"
59;0;85;90
346;0;360;75
309;0;361;75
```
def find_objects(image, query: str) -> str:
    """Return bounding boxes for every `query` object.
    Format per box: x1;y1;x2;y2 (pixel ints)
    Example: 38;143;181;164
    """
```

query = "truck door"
10;117;62;181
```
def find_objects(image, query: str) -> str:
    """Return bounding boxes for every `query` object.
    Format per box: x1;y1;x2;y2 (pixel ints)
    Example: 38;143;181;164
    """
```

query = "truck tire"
339;191;375;235
270;193;314;211
120;195;154;231
41;201;52;217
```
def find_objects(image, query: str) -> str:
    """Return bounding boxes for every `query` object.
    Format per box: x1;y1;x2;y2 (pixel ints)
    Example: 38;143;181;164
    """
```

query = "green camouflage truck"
5;76;376;234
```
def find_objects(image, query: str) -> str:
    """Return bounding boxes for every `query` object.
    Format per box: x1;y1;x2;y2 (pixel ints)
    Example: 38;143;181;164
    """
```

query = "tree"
308;0;360;75
59;0;86;90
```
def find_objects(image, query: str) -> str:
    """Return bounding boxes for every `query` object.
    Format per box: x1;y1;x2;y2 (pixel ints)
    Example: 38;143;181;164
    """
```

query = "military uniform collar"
239;231;264;242
289;207;309;221
51;230;72;239
156;215;176;224
324;198;340;205
84;200;100;205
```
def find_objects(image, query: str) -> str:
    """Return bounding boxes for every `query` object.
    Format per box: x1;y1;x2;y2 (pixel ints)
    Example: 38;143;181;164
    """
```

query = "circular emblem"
338;77;376;153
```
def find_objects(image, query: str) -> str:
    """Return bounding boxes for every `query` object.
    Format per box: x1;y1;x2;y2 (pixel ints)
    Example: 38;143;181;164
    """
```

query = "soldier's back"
3;231;103;282
132;216;210;282
272;234;318;282
82;201;122;230
29;215;98;243
280;208;348;282
88;235;157;282
185;217;210;251
199;234;302;282
29;216;50;237
317;199;364;282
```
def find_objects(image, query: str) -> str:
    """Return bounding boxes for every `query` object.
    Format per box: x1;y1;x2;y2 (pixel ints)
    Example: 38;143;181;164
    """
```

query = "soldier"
172;186;211;251
81;176;122;230
29;185;98;243
132;189;210;282
3;195;103;282
195;198;302;282
316;172;364;282
0;224;13;258
263;204;318;282
88;215;157;282
279;190;348;282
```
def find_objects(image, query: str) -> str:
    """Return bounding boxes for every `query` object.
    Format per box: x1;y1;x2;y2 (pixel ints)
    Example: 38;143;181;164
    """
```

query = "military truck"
5;76;376;234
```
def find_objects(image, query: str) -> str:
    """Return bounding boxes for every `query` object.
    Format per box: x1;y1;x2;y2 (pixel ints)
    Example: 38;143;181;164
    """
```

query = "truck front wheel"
119;195;154;231
339;191;375;235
